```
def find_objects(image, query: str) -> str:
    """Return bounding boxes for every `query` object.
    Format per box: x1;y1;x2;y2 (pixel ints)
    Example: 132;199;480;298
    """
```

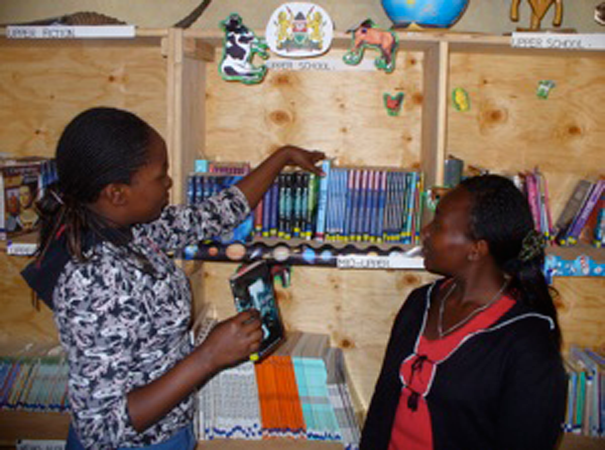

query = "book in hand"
229;261;284;362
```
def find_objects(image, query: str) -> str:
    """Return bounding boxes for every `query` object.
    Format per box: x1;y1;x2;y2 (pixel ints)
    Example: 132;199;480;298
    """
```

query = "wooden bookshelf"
0;28;603;446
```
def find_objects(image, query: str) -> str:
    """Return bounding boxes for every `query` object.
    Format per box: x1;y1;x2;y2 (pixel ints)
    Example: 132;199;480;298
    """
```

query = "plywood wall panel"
554;277;605;352
204;49;425;170
0;42;168;158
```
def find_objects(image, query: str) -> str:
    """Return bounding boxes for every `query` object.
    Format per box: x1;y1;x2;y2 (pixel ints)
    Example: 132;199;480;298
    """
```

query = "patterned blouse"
53;186;249;449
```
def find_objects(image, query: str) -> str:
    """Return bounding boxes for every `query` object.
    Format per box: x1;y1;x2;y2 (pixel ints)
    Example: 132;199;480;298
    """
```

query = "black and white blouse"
53;186;249;449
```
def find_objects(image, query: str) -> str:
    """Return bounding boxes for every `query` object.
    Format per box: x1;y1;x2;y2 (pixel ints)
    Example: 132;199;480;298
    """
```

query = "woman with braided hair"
22;107;325;450
361;174;566;450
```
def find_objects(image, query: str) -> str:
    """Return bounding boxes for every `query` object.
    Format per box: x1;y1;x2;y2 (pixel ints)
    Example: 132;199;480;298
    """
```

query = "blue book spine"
363;170;375;242
358;170;370;242
278;174;287;238
336;169;347;240
383;172;394;241
300;172;310;239
315;160;332;240
305;174;317;239
350;170;361;241
270;181;280;237
284;173;294;239
368;171;378;242
262;183;273;237
325;169;339;240
376;171;387;242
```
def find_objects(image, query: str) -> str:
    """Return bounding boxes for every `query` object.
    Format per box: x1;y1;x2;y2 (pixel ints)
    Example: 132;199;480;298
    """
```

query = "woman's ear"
100;183;129;206
468;239;489;261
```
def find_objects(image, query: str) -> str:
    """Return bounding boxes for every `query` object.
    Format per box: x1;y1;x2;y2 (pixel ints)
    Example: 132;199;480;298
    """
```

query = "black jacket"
360;280;566;450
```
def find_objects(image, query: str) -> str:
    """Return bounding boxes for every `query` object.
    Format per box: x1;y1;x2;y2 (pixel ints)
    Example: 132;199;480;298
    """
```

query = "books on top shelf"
516;170;605;249
187;160;253;244
555;178;605;247
188;159;424;246
195;331;361;448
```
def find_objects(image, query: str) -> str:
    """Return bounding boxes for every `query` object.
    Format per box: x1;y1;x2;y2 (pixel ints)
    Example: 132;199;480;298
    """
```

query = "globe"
381;0;469;29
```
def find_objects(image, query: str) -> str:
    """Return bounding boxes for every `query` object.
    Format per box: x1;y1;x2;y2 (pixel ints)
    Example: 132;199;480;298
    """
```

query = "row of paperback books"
195;330;360;449
563;346;605;437
0;355;69;412
517;169;605;247
0;156;57;240
187;159;423;245
555;178;605;247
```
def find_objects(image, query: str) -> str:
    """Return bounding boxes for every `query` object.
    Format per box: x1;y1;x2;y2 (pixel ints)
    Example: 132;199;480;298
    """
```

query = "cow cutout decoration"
343;19;399;73
219;14;269;84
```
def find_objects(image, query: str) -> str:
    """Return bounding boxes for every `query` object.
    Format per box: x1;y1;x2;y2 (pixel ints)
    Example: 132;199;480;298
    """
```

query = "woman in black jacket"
360;174;566;450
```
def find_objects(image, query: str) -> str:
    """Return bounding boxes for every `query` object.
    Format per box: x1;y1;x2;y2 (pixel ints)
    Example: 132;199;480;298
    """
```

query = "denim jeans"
65;422;196;450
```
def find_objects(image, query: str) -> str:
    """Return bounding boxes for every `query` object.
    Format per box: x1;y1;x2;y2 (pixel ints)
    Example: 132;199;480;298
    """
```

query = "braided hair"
36;107;153;261
459;174;562;349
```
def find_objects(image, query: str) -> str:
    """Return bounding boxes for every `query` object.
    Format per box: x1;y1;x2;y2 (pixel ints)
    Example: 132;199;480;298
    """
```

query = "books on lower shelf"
563;346;605;438
0;354;69;412
196;330;361;449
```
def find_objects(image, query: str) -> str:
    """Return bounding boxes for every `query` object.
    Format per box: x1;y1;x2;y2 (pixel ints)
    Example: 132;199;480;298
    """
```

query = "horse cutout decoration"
219;14;269;84
343;19;398;73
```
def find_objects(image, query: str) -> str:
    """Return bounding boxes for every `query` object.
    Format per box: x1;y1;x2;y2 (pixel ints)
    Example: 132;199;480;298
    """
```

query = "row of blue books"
318;166;422;244
0;356;69;412
563;346;605;437
187;160;424;245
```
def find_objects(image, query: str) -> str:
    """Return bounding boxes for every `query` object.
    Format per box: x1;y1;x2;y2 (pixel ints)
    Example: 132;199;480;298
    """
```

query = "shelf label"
337;254;424;270
7;242;37;256
511;33;605;51
6;25;136;39
266;58;377;72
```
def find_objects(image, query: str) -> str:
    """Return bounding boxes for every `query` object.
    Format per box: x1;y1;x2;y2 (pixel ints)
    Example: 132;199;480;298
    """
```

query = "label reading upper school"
511;33;605;51
6;26;136;39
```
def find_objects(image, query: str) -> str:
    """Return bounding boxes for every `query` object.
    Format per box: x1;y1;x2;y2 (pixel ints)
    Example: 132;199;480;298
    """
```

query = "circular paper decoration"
265;2;334;57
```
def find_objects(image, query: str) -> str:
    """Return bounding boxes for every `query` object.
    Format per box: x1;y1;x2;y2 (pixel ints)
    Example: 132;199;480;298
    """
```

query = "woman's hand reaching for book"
278;145;326;176
198;309;263;371
235;145;326;209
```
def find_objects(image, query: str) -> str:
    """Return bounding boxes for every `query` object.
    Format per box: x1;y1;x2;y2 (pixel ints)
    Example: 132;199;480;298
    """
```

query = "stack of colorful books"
196;331;361;449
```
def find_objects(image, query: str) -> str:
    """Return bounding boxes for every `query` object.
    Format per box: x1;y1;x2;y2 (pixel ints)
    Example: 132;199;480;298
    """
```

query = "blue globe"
381;0;469;28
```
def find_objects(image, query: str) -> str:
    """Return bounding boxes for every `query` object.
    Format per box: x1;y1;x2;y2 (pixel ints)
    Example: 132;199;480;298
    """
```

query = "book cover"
1;162;45;239
566;180;605;244
229;261;284;362
314;159;332;240
554;179;593;242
